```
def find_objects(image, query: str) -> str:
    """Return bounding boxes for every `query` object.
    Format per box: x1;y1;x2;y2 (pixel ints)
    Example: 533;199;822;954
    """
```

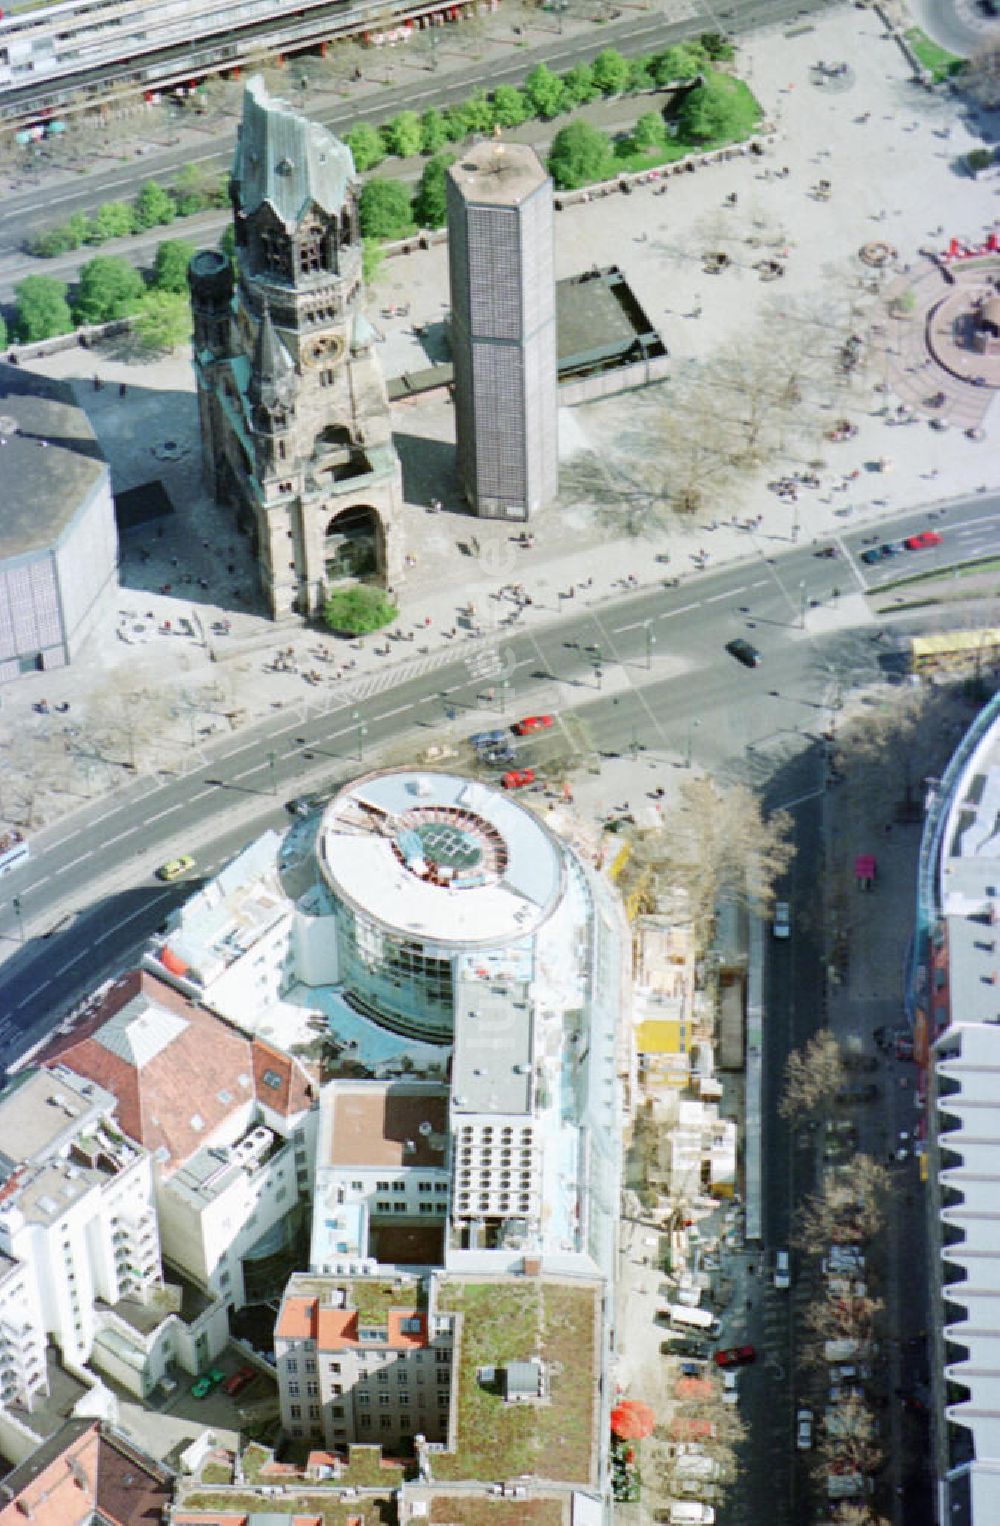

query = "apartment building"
273;1273;459;1449
39;969;316;1310
0;1067;160;1371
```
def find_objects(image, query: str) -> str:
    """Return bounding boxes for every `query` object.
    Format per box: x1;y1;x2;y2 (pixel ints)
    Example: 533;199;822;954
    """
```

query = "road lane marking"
658;603;701;618
15;981;51;1011
62;852;92;872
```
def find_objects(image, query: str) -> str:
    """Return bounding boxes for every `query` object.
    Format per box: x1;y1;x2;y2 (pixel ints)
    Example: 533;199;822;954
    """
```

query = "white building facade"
0;1068;160;1371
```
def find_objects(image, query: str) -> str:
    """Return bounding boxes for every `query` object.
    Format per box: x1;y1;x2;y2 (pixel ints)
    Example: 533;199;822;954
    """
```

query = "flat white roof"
317;770;564;947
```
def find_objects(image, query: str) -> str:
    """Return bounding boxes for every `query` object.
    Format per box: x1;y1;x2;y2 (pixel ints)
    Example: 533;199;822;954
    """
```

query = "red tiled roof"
277;1296;427;1351
0;1422;99;1526
276;1295;317;1340
252;1037;315;1119
95;1435;172;1526
316;1307;358;1347
38;970;254;1173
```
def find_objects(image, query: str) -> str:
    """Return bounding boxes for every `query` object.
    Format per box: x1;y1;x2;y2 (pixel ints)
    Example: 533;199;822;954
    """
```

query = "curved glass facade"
334;901;456;1043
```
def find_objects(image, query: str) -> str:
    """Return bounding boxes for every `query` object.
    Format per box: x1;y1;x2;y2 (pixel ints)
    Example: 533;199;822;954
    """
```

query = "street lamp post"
798;580;807;628
268;750;277;795
644;620;656;671
11;896;23;945
592;645;603;690
686;718;700;769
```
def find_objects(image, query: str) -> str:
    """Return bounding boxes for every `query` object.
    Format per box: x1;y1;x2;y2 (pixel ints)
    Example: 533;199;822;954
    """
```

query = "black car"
843;1053;878;1072
725;637;762;668
285;793;329;817
835;1083;880;1105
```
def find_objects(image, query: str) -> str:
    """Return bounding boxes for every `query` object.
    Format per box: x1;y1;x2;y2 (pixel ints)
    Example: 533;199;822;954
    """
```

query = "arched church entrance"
324;504;382;581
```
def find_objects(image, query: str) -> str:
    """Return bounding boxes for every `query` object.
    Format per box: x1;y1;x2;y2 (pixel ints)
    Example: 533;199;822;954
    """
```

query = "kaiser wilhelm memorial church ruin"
189;77;404;619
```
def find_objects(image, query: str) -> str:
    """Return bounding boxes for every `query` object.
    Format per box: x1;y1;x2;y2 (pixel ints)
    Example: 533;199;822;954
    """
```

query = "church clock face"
303;333;345;368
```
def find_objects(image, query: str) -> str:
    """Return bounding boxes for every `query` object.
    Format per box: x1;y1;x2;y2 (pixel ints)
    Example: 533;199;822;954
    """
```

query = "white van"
664;1304;720;1335
668;1504;716;1525
774;1250;791;1290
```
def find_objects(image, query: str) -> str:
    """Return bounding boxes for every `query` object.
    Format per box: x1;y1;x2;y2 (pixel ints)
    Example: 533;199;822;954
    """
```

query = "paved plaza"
6;4;999;825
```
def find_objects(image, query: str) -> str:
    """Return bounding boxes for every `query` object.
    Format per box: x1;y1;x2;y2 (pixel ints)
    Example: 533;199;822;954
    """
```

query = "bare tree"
834;684;932;818
779;1029;846;1121
963;41;1000;107
796;1153;891;1247
629;775;794;933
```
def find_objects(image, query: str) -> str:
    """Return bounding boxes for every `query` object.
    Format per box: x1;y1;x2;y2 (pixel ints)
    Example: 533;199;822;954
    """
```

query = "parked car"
661;1338;711;1359
157;854;195;881
903;531;943;551
774;1249;791;1290
725;638;762;668
468;729;507;750
513;714;554;735
797;1409;814;1450
843;1053;878;1072
861;546;886;565
714;1345;756;1368
223;1365;257;1397
191;1366;225;1399
722;1370;740;1404
680;1359;708;1376
835;1083;880;1105
772;901;791;939
501;768;536;790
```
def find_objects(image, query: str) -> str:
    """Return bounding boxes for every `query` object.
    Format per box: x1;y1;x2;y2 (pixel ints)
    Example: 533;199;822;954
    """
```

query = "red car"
714;1345;756;1368
502;768;536;790
223;1365;257;1397
903;531;942;551
513;714;554;735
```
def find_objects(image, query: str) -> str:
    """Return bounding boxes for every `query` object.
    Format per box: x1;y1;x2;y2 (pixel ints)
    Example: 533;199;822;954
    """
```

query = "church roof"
234;75;355;228
249;303;298;410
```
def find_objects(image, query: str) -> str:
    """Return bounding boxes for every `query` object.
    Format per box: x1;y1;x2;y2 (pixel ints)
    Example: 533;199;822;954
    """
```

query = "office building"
447;139;558;520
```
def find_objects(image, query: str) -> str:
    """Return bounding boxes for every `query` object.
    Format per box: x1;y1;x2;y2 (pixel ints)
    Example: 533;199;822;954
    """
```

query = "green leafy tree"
73;255;145;325
524;62;567;119
13;275;74;342
626;54;655;93
592;47;630;95
700;30;735;60
172;162;211;215
420;107;449;154
967;146;995;175
358;178;415;240
413;153;455;229
132;180;176;230
491;84;530;127
346;122;385;172
652;43;706;84
383;110;424;158
443;102;472;141
30;213;90;257
547;121;615;189
90;201;136;243
152;238;197;294
462;89;494;134
133;290;192;352
632;111;666;151
362;237;385;287
323;585;398;634
675;69;760;144
562;61;598;105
